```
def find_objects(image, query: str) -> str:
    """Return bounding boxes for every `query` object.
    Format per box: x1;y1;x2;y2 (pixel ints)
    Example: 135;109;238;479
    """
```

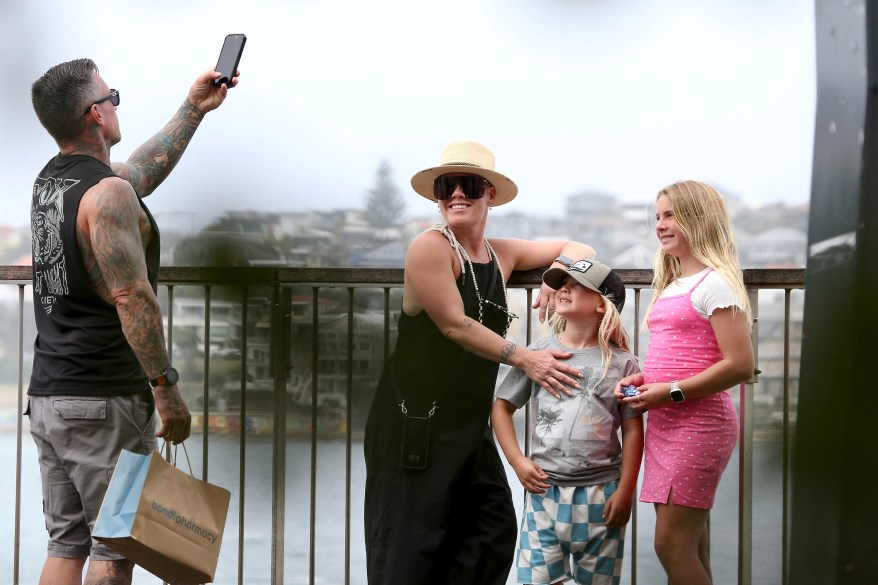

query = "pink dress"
640;271;738;509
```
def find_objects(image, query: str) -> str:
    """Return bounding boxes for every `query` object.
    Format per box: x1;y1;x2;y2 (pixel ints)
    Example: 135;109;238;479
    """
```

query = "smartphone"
400;415;430;470
213;34;246;87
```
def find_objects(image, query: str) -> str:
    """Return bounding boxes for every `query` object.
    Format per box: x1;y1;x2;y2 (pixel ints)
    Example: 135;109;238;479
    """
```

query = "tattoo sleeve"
499;342;516;364
113;99;205;198
90;183;170;377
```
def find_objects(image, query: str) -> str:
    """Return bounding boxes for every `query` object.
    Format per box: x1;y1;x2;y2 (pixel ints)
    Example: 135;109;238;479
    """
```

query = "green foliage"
363;160;406;229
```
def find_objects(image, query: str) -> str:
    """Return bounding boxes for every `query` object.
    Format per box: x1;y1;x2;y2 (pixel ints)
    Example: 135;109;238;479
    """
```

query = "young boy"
492;259;644;585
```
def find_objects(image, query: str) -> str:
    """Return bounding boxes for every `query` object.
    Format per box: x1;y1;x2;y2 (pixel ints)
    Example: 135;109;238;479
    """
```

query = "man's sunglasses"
433;174;492;200
84;89;120;115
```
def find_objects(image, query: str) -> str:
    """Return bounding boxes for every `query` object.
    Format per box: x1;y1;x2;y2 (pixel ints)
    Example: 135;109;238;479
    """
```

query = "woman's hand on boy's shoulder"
517;348;581;398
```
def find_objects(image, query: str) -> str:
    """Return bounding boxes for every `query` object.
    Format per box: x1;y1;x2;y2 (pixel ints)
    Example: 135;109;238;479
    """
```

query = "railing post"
236;285;248;585
738;290;758;585
309;287;320;585
14;285;25;585
782;289;792;585
345;287;355;585
201;286;210;480
631;286;642;585
271;283;291;584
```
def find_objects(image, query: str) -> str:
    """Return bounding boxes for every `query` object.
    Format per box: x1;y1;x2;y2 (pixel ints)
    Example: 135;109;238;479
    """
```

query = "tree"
363;161;406;229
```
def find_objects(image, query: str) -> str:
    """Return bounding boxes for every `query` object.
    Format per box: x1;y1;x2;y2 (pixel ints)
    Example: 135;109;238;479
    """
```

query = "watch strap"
149;367;178;388
554;255;574;268
150;374;169;387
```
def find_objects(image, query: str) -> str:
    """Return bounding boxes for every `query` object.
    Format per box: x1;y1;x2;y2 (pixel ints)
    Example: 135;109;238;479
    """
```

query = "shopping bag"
93;449;231;585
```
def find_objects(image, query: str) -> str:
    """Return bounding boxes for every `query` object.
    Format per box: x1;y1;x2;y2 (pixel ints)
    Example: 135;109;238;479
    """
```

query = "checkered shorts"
516;482;626;585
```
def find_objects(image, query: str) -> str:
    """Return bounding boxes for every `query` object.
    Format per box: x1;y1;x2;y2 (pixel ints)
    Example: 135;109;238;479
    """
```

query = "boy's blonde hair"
647;180;752;326
549;296;632;384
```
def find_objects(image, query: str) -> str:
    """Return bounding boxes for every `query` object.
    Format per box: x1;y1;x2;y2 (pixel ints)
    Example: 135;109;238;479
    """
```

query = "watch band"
554;255;574;268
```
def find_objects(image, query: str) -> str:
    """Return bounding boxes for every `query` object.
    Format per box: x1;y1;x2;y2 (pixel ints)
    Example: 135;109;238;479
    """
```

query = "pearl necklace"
430;223;518;336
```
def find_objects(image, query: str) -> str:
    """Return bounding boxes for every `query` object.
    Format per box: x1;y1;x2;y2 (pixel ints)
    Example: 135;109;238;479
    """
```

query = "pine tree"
363;160;406;229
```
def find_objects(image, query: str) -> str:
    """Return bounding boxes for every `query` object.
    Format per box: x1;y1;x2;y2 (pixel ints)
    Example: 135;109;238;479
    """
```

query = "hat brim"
542;267;573;291
542;266;627;313
411;165;518;206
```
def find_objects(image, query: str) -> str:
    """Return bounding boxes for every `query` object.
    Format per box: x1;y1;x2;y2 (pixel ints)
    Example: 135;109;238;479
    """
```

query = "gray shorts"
27;391;156;560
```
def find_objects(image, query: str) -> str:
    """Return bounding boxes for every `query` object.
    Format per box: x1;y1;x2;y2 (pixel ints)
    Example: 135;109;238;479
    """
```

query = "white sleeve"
691;272;741;319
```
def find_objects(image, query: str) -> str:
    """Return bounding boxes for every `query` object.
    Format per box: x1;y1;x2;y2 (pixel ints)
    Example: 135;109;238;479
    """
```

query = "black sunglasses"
84;89;120;115
433;174;491;200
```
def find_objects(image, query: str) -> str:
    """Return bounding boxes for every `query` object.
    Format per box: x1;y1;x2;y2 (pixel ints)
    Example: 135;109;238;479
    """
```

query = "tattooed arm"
112;68;239;198
403;230;581;398
78;177;191;443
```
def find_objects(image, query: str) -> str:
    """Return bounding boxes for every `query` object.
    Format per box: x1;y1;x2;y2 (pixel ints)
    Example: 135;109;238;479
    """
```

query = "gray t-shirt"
495;334;641;487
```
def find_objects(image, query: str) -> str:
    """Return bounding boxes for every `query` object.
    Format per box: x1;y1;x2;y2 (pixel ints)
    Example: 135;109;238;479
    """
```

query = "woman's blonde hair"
549;296;632;384
647;180;752;326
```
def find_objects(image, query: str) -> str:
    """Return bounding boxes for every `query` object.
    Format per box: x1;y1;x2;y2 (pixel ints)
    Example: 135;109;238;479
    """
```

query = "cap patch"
569;260;593;273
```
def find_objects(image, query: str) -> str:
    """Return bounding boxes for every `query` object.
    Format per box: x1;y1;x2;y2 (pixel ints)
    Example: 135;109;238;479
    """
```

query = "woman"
364;140;595;585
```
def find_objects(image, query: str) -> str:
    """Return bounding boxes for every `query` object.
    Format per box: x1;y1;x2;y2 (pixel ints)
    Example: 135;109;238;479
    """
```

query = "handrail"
0;265;808;286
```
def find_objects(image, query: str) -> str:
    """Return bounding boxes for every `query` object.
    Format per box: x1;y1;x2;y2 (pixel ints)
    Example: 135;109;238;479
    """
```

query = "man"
27;58;239;585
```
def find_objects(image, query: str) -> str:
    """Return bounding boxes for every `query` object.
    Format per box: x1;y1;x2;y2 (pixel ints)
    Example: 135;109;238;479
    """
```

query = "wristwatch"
554;255;574;268
670;381;685;403
149;366;179;388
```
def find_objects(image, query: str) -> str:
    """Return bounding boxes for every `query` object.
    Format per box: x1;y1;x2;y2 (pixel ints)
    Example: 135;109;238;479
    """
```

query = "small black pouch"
400;414;430;470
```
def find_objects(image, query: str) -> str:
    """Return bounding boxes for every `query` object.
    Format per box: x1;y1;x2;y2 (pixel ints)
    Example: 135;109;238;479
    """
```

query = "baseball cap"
542;259;626;312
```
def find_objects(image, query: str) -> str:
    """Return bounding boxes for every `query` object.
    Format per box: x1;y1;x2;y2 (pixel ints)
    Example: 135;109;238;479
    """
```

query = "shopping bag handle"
159;440;194;476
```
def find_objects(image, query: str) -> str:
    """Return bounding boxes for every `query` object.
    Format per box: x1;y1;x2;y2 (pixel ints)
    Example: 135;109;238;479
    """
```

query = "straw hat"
410;140;518;206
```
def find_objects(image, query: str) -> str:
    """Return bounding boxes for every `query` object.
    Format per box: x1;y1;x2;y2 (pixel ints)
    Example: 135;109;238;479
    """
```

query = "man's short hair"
32;58;99;143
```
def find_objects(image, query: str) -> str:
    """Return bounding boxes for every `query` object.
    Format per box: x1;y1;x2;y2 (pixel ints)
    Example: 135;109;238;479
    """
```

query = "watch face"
164;367;179;385
670;388;684;403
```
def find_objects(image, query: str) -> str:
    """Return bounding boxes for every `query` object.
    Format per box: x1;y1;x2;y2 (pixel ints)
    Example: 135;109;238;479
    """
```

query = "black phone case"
400;415;430;470
214;34;246;87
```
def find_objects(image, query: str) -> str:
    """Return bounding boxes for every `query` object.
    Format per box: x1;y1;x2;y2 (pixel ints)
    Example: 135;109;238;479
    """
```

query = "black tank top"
29;154;160;396
370;252;509;446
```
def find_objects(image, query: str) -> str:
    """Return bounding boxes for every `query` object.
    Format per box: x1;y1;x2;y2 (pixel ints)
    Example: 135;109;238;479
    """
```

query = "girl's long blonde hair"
647;180;752;326
549;296;631;385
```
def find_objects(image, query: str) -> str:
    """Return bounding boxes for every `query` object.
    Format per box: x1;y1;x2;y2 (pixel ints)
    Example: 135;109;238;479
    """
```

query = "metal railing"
0;265;805;585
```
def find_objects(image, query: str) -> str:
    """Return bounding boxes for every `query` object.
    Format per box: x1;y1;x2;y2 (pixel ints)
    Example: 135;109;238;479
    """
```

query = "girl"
615;180;755;585
493;258;644;585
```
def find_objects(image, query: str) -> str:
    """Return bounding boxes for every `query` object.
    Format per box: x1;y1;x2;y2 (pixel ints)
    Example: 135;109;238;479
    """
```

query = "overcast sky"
1;0;815;232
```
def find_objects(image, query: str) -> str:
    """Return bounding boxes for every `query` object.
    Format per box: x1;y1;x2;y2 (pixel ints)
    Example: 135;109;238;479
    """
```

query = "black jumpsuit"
364;255;517;585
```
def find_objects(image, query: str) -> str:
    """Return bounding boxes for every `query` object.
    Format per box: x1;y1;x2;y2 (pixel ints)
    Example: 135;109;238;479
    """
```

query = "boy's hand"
603;490;634;528
512;455;551;495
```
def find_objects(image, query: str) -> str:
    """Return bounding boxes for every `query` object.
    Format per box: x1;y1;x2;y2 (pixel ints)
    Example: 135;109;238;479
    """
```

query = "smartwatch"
554;255;574;268
670;381;685;403
149;366;179;388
